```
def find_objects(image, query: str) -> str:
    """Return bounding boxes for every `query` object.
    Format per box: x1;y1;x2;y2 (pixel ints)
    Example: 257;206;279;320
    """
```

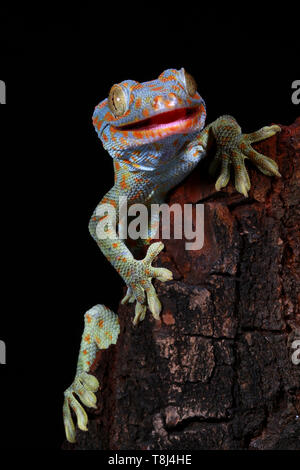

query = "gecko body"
63;68;281;442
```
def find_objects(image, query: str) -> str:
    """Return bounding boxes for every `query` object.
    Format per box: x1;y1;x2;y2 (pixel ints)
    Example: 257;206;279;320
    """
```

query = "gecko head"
92;68;206;156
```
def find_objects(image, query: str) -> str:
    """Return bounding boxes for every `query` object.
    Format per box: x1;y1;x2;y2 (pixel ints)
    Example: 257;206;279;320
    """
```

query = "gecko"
63;68;281;442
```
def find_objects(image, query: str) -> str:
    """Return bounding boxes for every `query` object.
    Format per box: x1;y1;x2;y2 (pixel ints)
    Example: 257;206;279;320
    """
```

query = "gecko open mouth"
115;106;201;132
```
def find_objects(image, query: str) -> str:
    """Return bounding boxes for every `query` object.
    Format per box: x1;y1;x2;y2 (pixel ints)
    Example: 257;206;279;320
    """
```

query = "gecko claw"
121;287;135;304
146;284;162;319
133;302;147;325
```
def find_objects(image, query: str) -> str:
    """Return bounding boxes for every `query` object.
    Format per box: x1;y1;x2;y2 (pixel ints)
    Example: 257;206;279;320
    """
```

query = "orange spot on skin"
133;83;143;90
158;75;177;82
83;349;87;355
99;319;104;328
104;111;114;122
135;98;142;109
132;130;142;139
95;336;101;345
97;214;108;223
129;94;135;105
95;100;106;110
120;174;128;190
120;137;128;146
86;314;92;323
131;189;143;200
102;198;117;208
84;334;91;343
142;108;150;118
172;84;183;92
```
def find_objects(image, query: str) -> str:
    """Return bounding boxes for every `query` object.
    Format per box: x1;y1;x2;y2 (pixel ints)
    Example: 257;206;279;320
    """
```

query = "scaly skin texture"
63;68;281;442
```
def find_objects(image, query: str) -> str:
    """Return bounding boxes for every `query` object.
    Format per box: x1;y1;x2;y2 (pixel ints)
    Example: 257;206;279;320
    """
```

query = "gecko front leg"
207;115;281;196
89;188;173;325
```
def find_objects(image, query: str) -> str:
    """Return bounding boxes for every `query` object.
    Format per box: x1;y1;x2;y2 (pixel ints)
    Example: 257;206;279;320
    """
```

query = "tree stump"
65;118;300;450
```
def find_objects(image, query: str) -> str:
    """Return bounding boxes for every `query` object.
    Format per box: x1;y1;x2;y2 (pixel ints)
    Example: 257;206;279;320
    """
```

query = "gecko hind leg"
63;304;120;443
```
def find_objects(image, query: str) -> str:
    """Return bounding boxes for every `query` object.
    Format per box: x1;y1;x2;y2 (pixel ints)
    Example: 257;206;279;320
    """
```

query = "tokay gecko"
63;68;281;442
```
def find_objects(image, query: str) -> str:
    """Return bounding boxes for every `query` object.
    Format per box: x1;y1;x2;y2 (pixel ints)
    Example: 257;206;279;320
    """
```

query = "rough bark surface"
64;118;300;450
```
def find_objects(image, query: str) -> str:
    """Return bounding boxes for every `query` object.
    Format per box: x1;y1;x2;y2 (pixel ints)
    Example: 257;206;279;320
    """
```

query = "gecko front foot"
209;115;281;197
121;241;173;325
63;371;99;443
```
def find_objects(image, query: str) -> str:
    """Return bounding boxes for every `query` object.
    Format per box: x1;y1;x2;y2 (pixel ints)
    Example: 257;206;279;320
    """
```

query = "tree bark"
65;118;300;450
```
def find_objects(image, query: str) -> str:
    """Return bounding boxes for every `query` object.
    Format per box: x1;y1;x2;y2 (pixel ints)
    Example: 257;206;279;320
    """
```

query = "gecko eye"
108;85;127;117
183;70;197;97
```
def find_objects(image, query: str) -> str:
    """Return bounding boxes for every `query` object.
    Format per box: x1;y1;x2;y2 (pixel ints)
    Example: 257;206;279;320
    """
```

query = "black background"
0;5;299;449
